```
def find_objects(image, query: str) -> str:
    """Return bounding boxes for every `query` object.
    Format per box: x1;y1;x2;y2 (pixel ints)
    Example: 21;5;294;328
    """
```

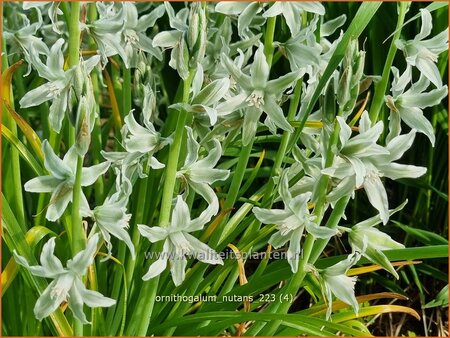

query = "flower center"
246;91;265;109
47;83;62;97
278;222;295;236
124;29;139;46
50;287;68;301
385;95;398;113
418;48;438;63
365;170;382;183
175;240;193;255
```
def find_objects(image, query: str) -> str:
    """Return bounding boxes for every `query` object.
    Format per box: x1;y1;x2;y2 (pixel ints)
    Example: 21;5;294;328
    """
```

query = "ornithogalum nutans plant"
2;2;448;336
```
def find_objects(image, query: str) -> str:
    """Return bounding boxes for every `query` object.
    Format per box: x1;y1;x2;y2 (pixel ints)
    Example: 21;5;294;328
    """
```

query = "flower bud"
187;3;200;49
73;62;87;100
75;96;91;156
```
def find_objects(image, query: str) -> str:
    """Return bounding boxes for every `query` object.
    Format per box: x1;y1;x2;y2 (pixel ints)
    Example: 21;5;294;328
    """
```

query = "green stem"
159;72;194;225
87;3;104;206
67;3;84;335
71;157;85;253
129;72;194;336
72;156;85;336
210;15;278;247
308;196;351;263
125;165;150;289
68;3;81;68
369;2;408;122
263;80;302;202
2;40;25;229
258;119;342;336
264;16;277;68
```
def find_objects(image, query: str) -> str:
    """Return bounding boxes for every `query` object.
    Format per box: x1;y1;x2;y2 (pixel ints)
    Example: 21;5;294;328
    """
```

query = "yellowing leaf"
349;91;371;127
304;292;408;317
347;260;421;276
103;69;123;129
333;304;421;322
200;208;232;242
2;59;24;103
2;60;44;160
3;101;44;160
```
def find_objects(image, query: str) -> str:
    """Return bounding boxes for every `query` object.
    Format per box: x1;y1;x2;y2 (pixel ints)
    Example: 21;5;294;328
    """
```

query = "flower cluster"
4;2;446;325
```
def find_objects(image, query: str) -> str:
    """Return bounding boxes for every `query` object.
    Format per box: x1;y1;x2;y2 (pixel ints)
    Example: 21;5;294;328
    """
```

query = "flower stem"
263;80;302;202
210;16;278;247
68;2;81;69
257;118;342;336
369;2;408;122
159;71;194;225
67;3;84;335
264;16;277;68
128;71;194;336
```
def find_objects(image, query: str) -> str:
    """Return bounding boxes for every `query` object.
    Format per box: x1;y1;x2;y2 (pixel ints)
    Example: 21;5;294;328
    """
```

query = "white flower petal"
415;58;442;88
46;182;73;222
40;237;65;275
379;163;427;180
399;107;435;146
262;96;294;133
417;9;433;41
81;161;110;186
137;224;167;243
184;233;223;265
142;241;170;281
170;254;187;286
250;43;269;90
215;2;249;15
326;274;359;314
287;228;303;273
68;278;90;324
172;196;190;229
66;234;100;275
363;174;389;225
253;207;292;225
268;231;291;248
42;140;72;179
386;130;416;161
24;176;62;193
34;278;67;321
74;278;116;308
262;2;284;17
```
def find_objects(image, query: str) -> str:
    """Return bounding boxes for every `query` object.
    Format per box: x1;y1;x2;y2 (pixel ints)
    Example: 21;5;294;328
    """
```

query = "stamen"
246;91;264;109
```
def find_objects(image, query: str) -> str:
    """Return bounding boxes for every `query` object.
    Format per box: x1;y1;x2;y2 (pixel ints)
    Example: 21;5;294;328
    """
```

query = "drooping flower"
13;234;115;323
214;2;266;38
82;191;135;260
22;1;63;34
385;66;448;146
138;196;223;286
253;172;337;273
19;38;100;133
86;2;164;68
221;43;303;145
169;64;231;126
24;140;110;222
101;111;171;184
177;127;230;216
2;8;49;75
323;111;427;224
316;252;361;319
341;201;407;279
263;2;325;36
395;9;448;88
